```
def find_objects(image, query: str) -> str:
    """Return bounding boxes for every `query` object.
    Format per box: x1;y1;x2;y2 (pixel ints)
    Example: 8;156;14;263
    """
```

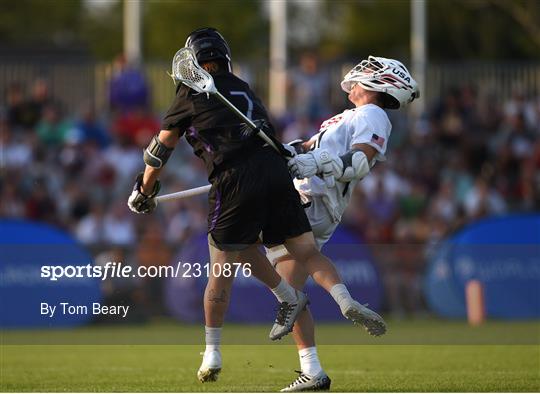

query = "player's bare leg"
283;232;342;292
284;232;386;336
198;239;239;383
204;240;239;327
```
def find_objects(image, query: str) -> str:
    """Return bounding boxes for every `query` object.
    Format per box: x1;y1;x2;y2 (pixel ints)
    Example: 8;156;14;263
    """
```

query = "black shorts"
207;147;312;251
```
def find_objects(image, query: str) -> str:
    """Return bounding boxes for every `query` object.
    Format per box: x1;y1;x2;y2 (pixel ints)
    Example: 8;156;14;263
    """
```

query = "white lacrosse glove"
288;149;337;188
288;148;372;187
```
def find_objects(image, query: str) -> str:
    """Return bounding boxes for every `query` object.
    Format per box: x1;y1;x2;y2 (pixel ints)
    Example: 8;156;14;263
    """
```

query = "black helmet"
185;27;232;71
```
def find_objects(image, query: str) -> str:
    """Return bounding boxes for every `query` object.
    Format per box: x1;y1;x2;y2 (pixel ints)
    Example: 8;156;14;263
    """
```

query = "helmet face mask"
185;27;232;72
341;56;419;109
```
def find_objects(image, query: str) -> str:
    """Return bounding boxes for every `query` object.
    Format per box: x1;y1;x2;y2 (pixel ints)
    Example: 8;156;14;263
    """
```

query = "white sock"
205;326;221;353
271;279;298;303
299;347;322;376
330;283;353;310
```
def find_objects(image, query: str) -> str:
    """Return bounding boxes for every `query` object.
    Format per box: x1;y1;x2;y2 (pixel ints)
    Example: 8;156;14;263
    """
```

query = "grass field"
1;320;539;392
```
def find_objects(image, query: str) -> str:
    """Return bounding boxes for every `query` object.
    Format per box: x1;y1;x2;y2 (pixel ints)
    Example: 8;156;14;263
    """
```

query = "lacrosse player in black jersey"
128;28;383;385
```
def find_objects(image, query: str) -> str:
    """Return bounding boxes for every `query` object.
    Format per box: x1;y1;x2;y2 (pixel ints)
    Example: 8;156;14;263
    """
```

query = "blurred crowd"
2;58;539;319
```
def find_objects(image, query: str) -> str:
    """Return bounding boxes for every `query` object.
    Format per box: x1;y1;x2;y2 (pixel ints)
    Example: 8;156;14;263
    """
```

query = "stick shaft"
215;91;257;128
156;184;211;202
214;91;283;154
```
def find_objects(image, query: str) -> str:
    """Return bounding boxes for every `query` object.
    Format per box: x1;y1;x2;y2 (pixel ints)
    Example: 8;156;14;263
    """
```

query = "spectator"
70;104;111;148
429;181;458;222
75;204;106;245
0;180;25;218
431;89;466;147
6;83;31;130
108;55;150;113
102;201;136;246
504;87;539;133
36;104;71;146
506;113;535;160
282;116;315;142
359;166;411;201
5;79;51;131
1;128;33;169
25;180;57;224
111;107;160;147
102;134;141;195
288;53;330;122
463;177;507;219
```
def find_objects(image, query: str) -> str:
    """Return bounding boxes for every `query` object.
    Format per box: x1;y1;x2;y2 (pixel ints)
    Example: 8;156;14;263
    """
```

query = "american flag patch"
371;134;385;148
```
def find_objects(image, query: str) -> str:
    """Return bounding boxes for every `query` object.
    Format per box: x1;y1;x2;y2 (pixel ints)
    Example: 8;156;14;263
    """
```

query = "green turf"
1;321;539;392
2;319;539;345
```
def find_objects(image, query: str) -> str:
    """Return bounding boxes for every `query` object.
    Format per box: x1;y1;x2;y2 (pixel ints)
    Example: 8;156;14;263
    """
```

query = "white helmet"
341;56;420;109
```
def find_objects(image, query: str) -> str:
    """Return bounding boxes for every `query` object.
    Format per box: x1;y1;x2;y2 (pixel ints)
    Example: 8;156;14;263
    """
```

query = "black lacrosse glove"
287;139;308;154
127;172;161;214
240;119;296;159
239;119;272;140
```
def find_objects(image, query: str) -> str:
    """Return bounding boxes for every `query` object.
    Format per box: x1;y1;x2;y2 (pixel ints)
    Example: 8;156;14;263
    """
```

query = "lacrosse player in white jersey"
264;56;419;392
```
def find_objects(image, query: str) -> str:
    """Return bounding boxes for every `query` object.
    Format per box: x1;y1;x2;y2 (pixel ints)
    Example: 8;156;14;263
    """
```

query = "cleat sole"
197;367;221;383
344;306;387;337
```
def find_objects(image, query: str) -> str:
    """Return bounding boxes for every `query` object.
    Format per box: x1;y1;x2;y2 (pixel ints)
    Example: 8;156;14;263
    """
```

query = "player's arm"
303;135;318;151
127;128;180;214
141;129;179;192
339;142;378;180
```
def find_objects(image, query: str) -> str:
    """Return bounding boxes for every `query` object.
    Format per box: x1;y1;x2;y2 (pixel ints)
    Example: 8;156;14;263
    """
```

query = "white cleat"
269;291;309;341
280;370;331;392
197;350;222;383
341;300;387;336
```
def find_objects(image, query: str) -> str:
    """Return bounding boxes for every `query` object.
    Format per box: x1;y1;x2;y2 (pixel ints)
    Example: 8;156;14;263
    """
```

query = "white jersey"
295;103;392;223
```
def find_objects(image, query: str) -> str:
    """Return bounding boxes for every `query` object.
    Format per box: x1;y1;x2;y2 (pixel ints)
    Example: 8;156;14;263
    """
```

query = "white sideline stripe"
156;184;211;202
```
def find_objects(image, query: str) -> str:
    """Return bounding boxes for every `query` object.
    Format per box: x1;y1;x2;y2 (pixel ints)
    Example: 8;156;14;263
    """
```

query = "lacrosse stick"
170;47;292;158
156;184;211;202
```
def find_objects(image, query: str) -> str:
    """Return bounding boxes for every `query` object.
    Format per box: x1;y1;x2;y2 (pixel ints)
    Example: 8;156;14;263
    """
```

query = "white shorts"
265;196;338;265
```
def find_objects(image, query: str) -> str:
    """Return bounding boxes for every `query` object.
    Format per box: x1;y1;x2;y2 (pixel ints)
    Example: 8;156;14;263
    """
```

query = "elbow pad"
337;149;370;182
143;136;174;168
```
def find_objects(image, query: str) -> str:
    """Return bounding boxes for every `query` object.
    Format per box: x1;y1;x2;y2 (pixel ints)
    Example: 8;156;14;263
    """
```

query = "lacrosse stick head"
170;47;217;95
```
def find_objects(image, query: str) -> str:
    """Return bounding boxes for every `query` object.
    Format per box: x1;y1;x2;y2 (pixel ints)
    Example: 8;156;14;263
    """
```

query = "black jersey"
162;71;274;180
